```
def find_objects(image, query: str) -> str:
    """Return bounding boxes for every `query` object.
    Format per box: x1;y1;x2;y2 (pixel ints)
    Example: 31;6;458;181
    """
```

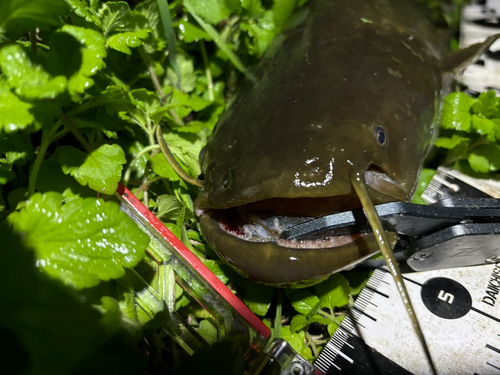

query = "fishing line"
350;171;437;375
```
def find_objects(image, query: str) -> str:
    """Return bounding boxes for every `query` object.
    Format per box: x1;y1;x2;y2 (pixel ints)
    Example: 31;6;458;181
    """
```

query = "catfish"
157;0;497;372
193;0;496;287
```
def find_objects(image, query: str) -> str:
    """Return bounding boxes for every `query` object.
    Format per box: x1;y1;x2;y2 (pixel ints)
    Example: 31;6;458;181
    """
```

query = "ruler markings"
487;362;500;371
365;284;389;298
325;341;354;364
486;344;500;355
352;305;377;322
332;362;341;371
472;307;500;324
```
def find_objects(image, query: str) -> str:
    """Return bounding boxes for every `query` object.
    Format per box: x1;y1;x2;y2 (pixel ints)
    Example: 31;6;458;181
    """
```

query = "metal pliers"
279;196;500;272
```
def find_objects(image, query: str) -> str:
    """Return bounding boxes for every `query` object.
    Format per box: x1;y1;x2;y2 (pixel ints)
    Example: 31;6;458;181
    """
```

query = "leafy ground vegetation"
1;0;494;374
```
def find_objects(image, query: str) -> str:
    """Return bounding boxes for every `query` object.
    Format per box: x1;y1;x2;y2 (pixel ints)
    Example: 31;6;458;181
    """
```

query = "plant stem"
30;29;37;53
139;47;166;102
273;290;282;340
28;130;51;197
156;125;205;188
317;309;337;322
60;113;92;152
123;145;160;186
305;331;319;358
200;40;214;101
139;47;184;127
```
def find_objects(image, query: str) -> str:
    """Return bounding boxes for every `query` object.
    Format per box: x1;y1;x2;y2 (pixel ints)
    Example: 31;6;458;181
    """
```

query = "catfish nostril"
365;164;407;201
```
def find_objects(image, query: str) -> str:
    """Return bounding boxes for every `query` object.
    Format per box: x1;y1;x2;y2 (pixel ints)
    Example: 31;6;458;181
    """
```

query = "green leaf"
107;30;149;54
54;25;107;97
0;0;68;35
271;0;302;31
434;133;470;149
0;130;34;166
203;259;232;284
313;273;351;310
100;1;131;36
344;270;371;296
290;314;308;333
8;192;149;289
471;90;500;118
66;0;101;25
149;153;180;181
411;168;435;204
280;326;307;356
162;129;208;177
328;318;343;336
59;144;126;194
94;85;135;114
156;194;183;221
441;92;474;132
468;144;500;173
179;19;212;42
183;0;232;25
0;159;16;185
165;54;198;94
235;277;274;316
472;115;500;142
123;88;160;130
0;222;108;375
195;319;218;345
37;152;95;202
285;289;320;315
0;44;67;100
0;82;34;132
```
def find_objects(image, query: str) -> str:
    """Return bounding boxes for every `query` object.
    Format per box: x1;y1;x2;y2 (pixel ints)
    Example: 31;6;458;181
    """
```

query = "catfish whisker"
350;171;437;375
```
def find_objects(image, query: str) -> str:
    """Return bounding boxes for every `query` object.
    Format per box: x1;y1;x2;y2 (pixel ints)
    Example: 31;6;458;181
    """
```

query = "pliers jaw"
280;167;500;272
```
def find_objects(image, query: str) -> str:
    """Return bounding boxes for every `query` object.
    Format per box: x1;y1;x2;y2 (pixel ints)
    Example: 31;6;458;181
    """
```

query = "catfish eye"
374;126;386;147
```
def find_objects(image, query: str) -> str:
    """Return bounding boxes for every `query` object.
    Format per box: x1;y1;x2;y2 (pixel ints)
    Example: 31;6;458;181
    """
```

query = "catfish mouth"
198;165;406;250
210;196;364;250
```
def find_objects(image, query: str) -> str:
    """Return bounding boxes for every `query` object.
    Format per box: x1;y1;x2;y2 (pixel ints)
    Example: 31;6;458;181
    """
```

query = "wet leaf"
441;92;474;132
285;289;320;315
0;223;108;375
235;278;274;316
59;144;126;194
411;168;435;204
8;192;149;289
0;82;34;132
0;44;67;100
100;1;132;36
107;30;149;54
472;115;500;142
195;319;217;345
313;274;351;310
149;153;180;181
55;25;107;97
471;90;500;118
183;0;233;25
179;19;211;42
468;144;500;173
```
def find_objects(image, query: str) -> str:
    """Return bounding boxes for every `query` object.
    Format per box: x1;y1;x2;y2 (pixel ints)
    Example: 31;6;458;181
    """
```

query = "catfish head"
193;0;497;288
